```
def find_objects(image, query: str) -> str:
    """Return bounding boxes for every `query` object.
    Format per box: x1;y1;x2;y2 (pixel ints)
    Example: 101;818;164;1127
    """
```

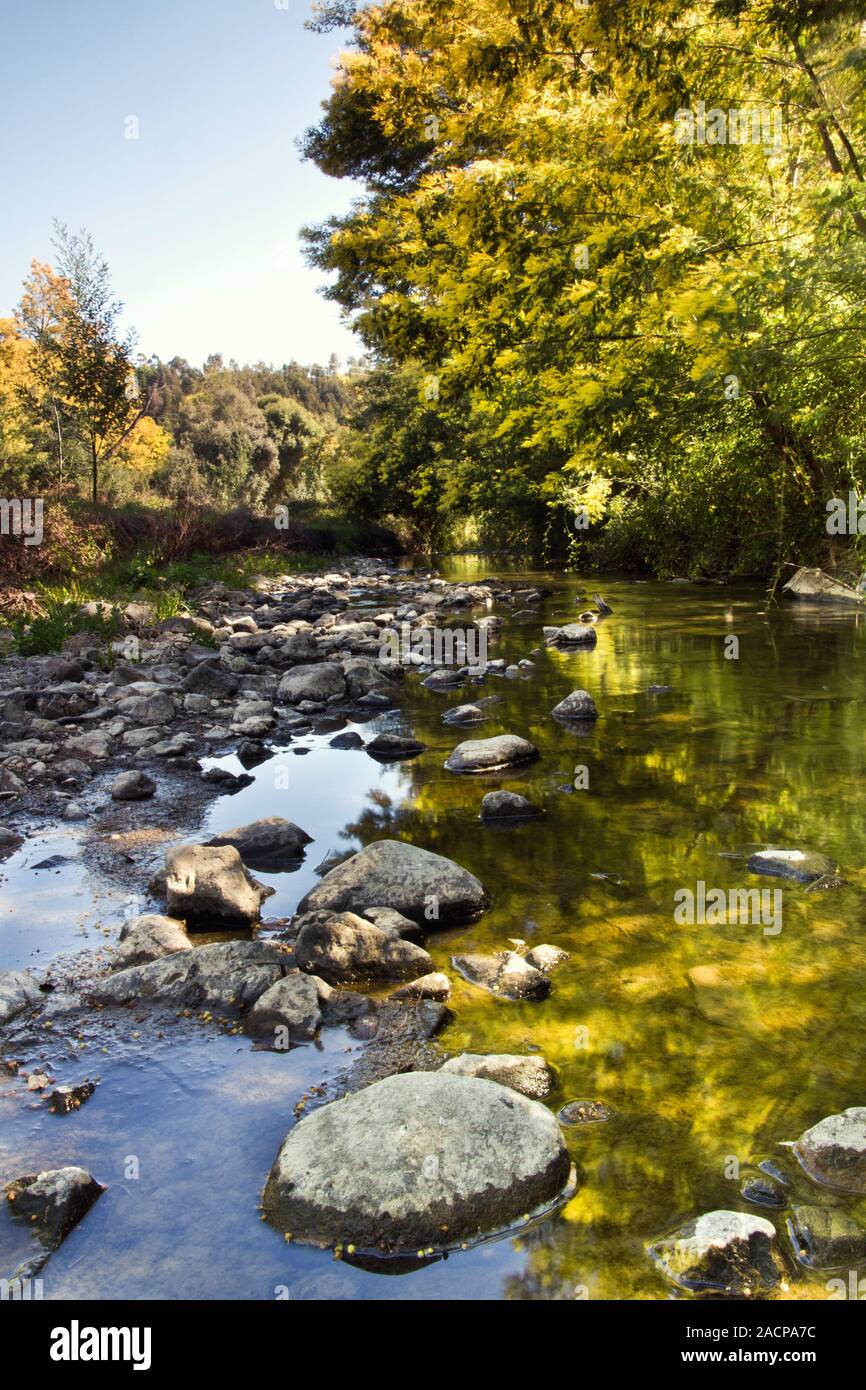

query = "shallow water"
3;562;866;1299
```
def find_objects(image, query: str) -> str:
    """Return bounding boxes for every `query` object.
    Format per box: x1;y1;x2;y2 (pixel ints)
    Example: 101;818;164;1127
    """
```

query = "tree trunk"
91;440;98;505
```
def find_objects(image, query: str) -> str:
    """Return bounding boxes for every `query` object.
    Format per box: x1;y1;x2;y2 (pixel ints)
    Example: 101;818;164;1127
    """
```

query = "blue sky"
0;0;364;368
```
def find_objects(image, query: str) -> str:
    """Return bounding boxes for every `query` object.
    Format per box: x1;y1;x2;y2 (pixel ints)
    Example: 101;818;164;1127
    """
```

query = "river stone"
365;733;426;760
6;1167;105;1248
545;624;598;648
110;769;156;802
444;734;539;774
92;940;290;1014
453;950;551;1001
0;968;41;1025
525;944;570;973
747;849;836;883
786;1205;866;1269
441;1053;554;1099
421;668;464;690
551;689;599;721
278;663;347;704
293;910;433;984
792;1107;866;1192
207;816;312;869
296;839;489;927
164;843;274;923
245;972;322;1041
389;971;451;1002
182;662;239;697
112;914;191;970
648;1210;784;1296
480;790;543;821
361;905;424;941
442;703;485;726
262;1071;572;1250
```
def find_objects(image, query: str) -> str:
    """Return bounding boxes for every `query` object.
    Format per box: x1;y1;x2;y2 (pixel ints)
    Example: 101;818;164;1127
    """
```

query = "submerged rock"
558;1099;614;1125
262;1071;572;1251
293;910;433;984
164;843;274;924
747;848;837;884
296;839;489;927
648;1210;785;1296
0;968;41;1026
453;950;551;1001
207;816;312;869
551;689;599;721
787;1204;866;1269
441;1052;554;1099
5;1167;104;1248
444;734;539;774
112;913;192;970
793;1107;866;1192
480;790;543;822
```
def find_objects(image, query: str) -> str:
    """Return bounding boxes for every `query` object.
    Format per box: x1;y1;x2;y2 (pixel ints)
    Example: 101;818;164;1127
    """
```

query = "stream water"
3;560;866;1300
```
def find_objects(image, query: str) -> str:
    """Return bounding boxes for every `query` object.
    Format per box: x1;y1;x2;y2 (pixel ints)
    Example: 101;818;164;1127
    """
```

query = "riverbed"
3;561;866;1299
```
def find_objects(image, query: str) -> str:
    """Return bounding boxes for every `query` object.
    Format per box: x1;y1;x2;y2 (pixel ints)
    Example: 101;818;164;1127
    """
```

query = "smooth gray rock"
245;972;322;1041
551;689;599;721
421;668;464;690
262;1071;572;1250
442;703;485;725
92;940;290;1014
278;663;347;704
365;733;426;760
112;914;192;971
648;1210;784;1296
164;843;274;923
793;1107;866;1192
444;734;539;774
453;950;551;1000
545;624;598;648
182;662;238;697
207;816;312;868
110;769;156;802
480;790;543;821
747;849;837;884
0;968;41;1025
441;1052;554;1099
293;911;433;984
361;905;424;941
390;972;452;1002
296;839;489;927
525;944;570;973
5;1167;104;1247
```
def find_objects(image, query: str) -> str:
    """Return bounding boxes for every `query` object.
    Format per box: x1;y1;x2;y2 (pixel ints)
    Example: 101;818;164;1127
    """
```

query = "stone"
545;624;598;648
558;1099;614;1125
293;911;434;984
112;914;192;971
390;972;452;1002
365;733;426;760
444;734;539;774
110;769;156;801
296;838;488;927
648;1210;784;1296
278;663;347;704
421;668;464;690
92;940;290;1015
525;944;570;973
793;1107;866;1192
442;703;485;725
361;906;424;942
206;817;312;869
262;1071;572;1251
441;1052;554;1099
163;843;274;924
551;689;599;721
5;1167;104;1247
747;849;837;884
182;662;239;697
453;951;551;1001
329;731;365;749
0;968;41;1025
480;790;543;821
245;972;322;1041
786;1204;866;1269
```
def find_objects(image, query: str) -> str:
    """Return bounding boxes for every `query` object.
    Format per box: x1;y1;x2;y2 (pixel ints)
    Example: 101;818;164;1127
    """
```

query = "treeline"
302;0;866;577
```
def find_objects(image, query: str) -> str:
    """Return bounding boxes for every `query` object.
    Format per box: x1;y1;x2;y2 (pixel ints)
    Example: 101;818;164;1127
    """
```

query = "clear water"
3;562;866;1299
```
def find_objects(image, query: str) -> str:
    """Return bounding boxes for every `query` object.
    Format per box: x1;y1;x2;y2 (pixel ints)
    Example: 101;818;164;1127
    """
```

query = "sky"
0;0;365;369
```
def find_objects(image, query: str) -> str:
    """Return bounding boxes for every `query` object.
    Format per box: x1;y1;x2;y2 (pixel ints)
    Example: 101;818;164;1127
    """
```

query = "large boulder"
207;817;312;870
293;910;433;984
747;849;837;884
551;689;599;721
453;950;550;1001
92;940;290;1015
793;1107;866;1192
648;1210;784;1296
342;657;400;701
112;914;191;971
164;843;274;924
441;1053;555;1099
0;968;41;1026
262;1071;572;1250
295;839;488;928
444;735;539;774
5;1167;104;1248
278;663;346;704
